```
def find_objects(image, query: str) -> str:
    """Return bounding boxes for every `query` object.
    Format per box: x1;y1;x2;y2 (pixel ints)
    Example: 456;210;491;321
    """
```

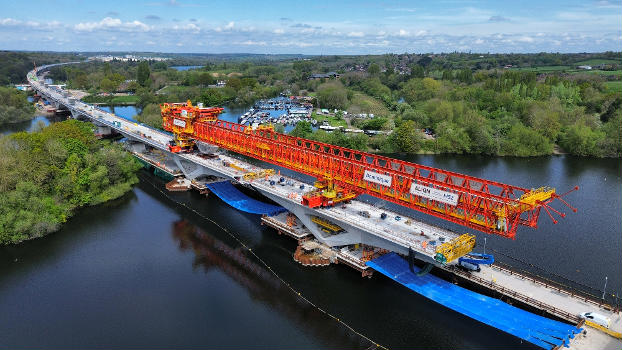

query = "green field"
575;59;621;65
312;111;348;127
109;95;140;104
605;81;622;93
511;66;571;72
511;66;622;78
578;69;622;77
347;92;390;116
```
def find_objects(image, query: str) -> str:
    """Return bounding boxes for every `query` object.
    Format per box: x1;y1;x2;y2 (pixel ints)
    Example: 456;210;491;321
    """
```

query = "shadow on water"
171;219;374;350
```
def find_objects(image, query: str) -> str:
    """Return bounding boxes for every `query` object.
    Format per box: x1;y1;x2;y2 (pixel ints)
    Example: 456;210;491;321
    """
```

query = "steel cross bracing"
190;119;574;239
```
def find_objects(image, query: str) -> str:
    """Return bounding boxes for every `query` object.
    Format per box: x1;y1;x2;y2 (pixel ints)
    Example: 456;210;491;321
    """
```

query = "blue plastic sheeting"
367;253;582;350
206;181;287;216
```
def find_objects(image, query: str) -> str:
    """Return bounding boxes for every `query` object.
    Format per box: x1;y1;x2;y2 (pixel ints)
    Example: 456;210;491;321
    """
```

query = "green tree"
137;61;151;87
135;104;163;129
388;120;421;153
100;78;117;93
103;62;112;76
316;82;349;110
368;63;380;76
226;77;242;91
290;121;312;138
0;87;35;124
200;89;225;107
435;121;471;153
559;124;604;156
197;72;215;86
411;65;425;78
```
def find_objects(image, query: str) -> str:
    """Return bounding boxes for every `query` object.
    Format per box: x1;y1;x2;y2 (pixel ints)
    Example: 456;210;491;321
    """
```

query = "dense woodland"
2;51;621;158
0;87;34;124
0;120;141;244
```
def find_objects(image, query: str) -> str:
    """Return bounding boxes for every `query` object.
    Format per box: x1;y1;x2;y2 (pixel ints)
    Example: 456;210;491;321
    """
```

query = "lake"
171;65;204;71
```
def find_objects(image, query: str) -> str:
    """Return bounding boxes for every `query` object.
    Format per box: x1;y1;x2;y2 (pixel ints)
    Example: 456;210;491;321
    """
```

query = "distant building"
309;71;341;80
577;65;592;70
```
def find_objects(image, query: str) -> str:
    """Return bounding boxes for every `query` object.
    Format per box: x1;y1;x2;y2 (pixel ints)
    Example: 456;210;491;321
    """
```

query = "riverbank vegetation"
9;51;621;158
0;87;35;124
0;120;141;245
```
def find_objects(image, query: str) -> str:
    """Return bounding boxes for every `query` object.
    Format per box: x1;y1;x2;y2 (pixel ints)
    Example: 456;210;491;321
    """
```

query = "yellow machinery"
243;169;275;181
311;216;343;233
584;320;622;339
434;233;476;264
302;178;357;208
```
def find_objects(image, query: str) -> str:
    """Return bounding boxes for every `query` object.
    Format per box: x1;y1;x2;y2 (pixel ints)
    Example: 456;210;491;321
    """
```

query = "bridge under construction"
28;62;621;350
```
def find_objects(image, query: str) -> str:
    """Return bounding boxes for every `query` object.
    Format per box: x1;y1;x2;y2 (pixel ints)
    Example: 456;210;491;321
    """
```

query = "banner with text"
363;170;392;187
409;183;459;206
173;119;186;128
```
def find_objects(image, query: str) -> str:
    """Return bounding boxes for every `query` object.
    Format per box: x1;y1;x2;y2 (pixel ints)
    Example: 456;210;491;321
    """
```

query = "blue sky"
1;0;620;54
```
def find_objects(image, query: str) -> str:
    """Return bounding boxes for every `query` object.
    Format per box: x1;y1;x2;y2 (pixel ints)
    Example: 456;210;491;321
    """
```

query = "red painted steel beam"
184;119;555;239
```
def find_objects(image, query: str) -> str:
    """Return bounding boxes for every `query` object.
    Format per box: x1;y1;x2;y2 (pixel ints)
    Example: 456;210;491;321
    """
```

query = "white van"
579;312;611;329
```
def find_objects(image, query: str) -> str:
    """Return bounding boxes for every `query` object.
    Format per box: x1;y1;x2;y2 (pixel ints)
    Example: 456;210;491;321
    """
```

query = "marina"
237;96;315;129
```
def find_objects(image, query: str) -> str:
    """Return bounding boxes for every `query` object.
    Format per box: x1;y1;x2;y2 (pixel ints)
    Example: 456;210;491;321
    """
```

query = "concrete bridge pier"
126;142;147;153
258;190;423;261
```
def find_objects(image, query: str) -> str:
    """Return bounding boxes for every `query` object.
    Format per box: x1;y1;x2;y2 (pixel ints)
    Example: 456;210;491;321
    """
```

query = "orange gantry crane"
161;101;577;239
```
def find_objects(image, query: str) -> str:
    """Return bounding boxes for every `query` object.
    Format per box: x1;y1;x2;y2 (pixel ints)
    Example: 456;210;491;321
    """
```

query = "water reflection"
171;219;375;350
0;115;67;136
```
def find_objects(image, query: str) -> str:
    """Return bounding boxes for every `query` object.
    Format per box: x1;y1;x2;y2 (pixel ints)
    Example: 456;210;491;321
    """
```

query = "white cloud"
0;18;21;26
75;17;150;32
415;30;427;37
347;31;364;37
517;36;534;43
273;28;284;34
398;29;409;36
173;23;200;33
474;38;484;44
239;40;266;46
215;21;235;32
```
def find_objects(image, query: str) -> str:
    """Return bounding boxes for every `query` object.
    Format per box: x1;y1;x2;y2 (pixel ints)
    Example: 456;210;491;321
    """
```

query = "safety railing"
490;262;618;313
446;265;582;324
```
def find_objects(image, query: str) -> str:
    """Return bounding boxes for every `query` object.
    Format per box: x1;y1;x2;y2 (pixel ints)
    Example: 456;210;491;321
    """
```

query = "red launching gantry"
161;101;577;239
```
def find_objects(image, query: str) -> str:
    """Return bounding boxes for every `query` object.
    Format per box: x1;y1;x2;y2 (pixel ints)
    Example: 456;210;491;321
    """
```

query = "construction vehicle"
162;100;577;239
301;178;357;208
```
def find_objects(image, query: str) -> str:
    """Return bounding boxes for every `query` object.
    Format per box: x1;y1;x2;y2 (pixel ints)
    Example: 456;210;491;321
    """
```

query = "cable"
138;172;387;350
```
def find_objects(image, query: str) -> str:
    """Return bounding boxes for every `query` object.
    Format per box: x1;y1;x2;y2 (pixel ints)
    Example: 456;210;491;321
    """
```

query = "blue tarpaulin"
366;253;582;350
206;181;287;216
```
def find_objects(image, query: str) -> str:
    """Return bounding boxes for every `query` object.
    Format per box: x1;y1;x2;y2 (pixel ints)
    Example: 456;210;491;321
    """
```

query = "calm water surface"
170;65;204;71
0;115;620;349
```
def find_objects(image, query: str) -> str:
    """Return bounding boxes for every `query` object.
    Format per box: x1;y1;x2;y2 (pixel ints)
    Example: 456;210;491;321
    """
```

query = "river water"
0;114;620;349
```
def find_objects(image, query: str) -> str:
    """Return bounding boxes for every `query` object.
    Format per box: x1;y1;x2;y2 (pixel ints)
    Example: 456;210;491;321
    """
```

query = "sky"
1;0;620;54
